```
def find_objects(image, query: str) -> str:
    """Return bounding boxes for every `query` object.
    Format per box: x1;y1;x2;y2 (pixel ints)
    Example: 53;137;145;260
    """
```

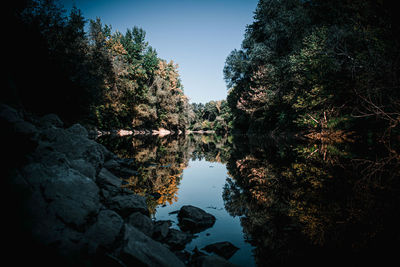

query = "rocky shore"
1;104;237;267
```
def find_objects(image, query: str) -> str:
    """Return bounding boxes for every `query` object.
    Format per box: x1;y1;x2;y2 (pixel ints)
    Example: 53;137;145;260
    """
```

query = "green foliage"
189;100;232;134
8;0;191;131
224;0;400;138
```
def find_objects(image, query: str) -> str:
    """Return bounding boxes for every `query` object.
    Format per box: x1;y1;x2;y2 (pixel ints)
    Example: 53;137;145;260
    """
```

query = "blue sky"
60;0;258;103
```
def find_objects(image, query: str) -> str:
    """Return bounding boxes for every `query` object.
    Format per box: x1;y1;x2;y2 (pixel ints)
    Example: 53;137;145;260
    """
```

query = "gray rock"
107;193;148;217
14;120;38;136
165;229;194;250
67;123;88;138
32;143;70;168
126;212;154;237
0;104;23;123
39;113;63;128
202;241;239;259
178;205;216;233
36;124;106;176
85;209;124;251
117;224;185;267
21;162;57;188
97;167;122;196
104;159;121;171
42;168;100;229
153;220;172;241
69;159;97;180
105;158;139;178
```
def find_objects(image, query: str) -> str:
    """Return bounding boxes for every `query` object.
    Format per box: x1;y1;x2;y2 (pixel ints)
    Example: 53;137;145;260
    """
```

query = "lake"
98;133;400;266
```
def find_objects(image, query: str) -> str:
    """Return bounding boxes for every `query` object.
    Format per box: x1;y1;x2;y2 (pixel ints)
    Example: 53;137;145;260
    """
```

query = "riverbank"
1;104;236;266
93;128;216;138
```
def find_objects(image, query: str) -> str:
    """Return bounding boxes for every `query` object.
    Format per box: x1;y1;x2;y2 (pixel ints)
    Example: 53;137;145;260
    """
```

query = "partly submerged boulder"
177;205;216;233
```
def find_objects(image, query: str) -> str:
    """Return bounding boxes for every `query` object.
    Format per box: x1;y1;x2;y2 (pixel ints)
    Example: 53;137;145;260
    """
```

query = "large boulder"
96;167;123;197
106;193;148;217
41;168;100;230
116;224;185;267
152;220;172;241
38;124;106;175
126;212;154;237
38;113;63;128
85;209;124;252
178;205;216;233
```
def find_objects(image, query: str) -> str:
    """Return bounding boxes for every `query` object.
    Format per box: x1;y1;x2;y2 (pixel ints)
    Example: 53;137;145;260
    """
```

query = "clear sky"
60;0;258;103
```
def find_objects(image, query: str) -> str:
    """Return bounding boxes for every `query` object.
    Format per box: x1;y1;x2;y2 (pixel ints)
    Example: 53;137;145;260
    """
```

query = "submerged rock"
202;241;239;259
177;205;216;233
164;229;194;250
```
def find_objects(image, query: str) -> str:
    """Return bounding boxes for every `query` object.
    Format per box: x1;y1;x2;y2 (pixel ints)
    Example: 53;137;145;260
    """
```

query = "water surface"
155;159;255;266
98;133;400;266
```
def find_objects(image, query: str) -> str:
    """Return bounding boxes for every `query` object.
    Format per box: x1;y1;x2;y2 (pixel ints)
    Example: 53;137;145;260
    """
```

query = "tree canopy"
224;0;400;139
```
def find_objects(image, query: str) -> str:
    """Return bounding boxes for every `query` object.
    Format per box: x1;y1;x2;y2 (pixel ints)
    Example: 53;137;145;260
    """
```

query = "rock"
31;144;71;168
42;168;100;230
13;120;38;136
116;224;185;267
39;113;63;128
40;125;106;175
202;241;239;259
85;210;124;252
69;158;97;180
164;229;194;250
107;194;148;217
126;212;154;237
174;250;191;265
115;167;139;179
0;104;23;123
3;105;191;266
104;159;121;171
177;205;216;233
67;123;88;138
105;158;139;178
152;220;172;241
192;255;238;267
97;167;122;196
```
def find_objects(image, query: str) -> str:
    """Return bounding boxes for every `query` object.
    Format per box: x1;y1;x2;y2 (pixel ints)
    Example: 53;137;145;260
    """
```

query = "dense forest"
189;100;232;134
6;0;398;140
6;0;192;133
224;0;400;140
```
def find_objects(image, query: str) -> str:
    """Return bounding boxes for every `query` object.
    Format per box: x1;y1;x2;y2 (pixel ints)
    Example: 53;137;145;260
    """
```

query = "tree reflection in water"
223;135;400;266
98;133;400;266
97;134;231;214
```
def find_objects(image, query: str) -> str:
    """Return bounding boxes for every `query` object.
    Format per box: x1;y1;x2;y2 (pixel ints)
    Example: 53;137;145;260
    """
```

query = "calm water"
98;134;400;266
155;159;255;266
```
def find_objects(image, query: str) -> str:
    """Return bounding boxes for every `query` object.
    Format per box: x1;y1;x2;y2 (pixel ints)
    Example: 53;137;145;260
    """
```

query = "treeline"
6;0;190;132
224;0;400;138
189;100;232;134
